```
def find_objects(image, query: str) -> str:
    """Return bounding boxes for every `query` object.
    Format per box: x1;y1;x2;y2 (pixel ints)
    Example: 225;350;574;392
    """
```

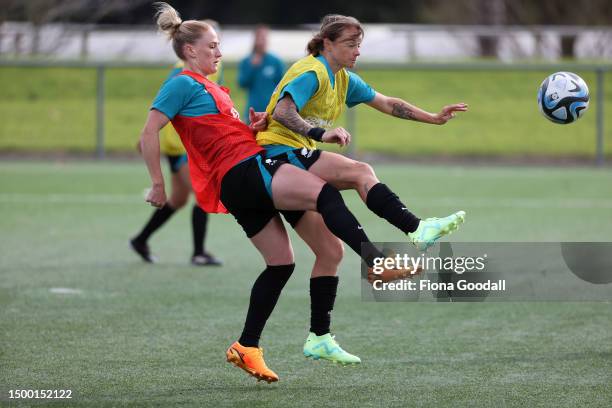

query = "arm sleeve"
277;71;319;111
151;76;193;120
346;71;376;108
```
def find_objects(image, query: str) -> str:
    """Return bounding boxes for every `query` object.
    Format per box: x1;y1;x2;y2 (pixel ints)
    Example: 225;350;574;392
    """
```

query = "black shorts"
262;147;322;227
220;154;305;238
268;147;322;172
166;154;188;174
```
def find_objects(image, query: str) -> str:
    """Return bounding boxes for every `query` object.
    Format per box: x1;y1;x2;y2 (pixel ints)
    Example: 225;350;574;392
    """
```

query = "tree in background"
3;0;150;56
3;0;428;26
3;0;611;58
505;0;612;58
422;0;612;59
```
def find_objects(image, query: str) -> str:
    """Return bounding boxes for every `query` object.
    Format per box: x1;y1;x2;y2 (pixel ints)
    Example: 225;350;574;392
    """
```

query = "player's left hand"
249;108;268;132
322;127;351;147
434;103;468;124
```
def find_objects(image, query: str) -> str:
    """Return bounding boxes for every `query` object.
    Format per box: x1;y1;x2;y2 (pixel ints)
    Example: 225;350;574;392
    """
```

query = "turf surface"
1;161;611;407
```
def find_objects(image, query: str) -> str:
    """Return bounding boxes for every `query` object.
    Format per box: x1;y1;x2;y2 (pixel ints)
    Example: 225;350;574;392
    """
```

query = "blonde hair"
307;14;363;56
202;19;221;33
153;2;211;60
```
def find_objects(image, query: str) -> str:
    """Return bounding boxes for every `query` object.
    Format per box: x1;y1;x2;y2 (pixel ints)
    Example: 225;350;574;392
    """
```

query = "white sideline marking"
2;193;612;209
49;287;82;295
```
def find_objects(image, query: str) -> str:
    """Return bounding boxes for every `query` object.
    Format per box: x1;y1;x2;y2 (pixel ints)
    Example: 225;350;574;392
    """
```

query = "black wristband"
307;127;326;142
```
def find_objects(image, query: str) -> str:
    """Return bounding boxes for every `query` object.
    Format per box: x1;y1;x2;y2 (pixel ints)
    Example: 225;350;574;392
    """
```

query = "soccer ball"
537;72;589;124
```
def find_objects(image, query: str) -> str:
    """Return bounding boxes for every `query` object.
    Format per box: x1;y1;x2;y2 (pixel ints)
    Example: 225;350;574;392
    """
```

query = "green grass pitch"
1;160;611;406
1;66;611;158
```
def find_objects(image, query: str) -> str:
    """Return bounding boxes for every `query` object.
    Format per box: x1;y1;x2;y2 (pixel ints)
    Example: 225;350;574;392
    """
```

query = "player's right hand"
322;127;351;147
146;184;166;208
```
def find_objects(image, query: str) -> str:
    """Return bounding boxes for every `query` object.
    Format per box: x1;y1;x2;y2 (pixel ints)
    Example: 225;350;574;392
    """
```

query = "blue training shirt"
151;74;220;120
279;55;376;111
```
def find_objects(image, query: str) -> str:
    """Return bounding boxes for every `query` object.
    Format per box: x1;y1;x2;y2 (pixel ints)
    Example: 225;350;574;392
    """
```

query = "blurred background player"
238;25;285;122
129;20;223;267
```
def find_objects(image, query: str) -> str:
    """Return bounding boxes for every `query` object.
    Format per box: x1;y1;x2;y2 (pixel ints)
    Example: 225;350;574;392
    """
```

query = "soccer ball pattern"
538;72;589;124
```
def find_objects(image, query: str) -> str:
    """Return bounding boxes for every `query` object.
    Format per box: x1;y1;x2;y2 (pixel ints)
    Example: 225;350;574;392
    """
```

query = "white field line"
49;287;82;295
1;193;612;209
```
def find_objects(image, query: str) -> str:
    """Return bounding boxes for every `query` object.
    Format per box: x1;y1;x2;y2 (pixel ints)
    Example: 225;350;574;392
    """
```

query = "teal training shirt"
279;55;376;110
151;75;220;120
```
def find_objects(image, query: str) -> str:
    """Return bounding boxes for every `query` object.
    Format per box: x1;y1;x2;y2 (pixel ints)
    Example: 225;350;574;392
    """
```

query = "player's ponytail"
307;35;325;56
154;2;182;39
307;14;363;56
153;2;211;60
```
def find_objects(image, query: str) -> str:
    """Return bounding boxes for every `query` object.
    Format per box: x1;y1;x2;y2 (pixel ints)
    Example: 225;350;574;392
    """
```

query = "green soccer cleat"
303;333;361;365
408;210;466;251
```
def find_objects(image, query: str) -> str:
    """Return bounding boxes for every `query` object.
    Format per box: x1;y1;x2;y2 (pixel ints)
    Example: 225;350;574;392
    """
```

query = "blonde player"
130;21;224;266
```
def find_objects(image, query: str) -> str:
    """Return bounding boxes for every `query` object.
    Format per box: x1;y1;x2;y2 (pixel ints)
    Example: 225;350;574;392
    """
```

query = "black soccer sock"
191;205;209;256
239;264;295;347
366;183;420;234
310;276;339;336
316;183;384;267
133;203;176;243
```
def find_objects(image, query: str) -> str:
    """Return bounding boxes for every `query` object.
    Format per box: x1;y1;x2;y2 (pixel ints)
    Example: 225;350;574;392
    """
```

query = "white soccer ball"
537;72;589;124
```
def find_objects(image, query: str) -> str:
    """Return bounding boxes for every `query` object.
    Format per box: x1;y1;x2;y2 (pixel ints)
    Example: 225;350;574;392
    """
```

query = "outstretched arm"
272;95;351;147
366;92;468;125
139;109;170;207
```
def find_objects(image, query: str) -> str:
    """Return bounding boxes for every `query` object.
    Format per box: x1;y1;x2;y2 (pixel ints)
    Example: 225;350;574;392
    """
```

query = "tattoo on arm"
273;97;312;136
391;102;417;121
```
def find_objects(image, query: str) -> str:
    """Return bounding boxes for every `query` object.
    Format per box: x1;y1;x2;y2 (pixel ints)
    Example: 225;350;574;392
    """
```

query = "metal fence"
0;60;610;164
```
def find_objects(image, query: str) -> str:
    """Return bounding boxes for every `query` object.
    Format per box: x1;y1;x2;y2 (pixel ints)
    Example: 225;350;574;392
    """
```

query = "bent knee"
265;248;295;266
314;238;344;266
169;196;189;209
354;160;374;172
347;161;377;186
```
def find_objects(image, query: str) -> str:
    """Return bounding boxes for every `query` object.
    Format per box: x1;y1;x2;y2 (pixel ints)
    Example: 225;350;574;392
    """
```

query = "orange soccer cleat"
226;341;279;383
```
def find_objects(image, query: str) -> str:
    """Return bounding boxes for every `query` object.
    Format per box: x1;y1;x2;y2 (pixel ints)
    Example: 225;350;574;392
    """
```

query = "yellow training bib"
256;55;349;150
